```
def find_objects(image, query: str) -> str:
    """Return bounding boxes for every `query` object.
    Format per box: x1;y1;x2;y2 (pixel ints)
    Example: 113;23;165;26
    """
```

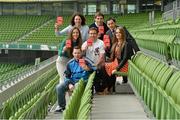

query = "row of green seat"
0;63;21;74
9;74;59;119
133;32;180;68
128;52;180;119
63;72;95;119
0;64;33;86
0;15;53;43
19;20;67;45
0;12;157;45
134;34;175;56
170;41;180;61
77;72;95;119
131;19;180;37
0;67;57;119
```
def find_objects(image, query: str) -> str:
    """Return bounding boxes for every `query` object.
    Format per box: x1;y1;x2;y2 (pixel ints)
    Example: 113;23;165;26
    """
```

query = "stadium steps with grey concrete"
45;82;150;119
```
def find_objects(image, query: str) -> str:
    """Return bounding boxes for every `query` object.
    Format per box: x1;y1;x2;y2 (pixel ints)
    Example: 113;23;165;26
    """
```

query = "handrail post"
173;0;178;21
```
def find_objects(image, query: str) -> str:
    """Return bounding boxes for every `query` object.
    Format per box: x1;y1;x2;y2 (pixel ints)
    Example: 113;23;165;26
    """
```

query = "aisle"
91;94;149;119
45;82;150;119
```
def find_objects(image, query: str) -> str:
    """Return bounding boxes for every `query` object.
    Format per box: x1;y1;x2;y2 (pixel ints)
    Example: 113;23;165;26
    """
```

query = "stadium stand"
0;16;53;43
0;64;33;88
0;1;179;118
0;67;58;119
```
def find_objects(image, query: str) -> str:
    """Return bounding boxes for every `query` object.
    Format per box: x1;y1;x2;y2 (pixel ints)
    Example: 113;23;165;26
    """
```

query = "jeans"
56;81;68;108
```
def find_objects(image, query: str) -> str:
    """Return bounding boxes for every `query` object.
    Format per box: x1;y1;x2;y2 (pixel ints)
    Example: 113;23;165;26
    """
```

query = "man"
106;17;117;41
105;17;118;58
55;46;95;112
106;17;140;54
82;27;107;93
89;12;109;40
81;27;105;68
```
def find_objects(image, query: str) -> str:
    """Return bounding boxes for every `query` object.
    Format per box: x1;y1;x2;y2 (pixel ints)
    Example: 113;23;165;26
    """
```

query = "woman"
55;12;89;42
105;27;134;92
56;27;83;82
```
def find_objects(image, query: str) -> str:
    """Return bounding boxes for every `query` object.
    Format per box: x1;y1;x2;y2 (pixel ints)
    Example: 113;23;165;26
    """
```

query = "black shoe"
54;107;65;113
122;80;127;84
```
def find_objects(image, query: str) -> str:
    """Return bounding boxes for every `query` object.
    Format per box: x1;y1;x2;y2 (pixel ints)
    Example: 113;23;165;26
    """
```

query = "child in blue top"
55;46;96;112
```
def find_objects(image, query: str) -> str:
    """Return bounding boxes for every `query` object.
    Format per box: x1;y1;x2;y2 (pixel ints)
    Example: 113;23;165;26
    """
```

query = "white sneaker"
116;76;123;85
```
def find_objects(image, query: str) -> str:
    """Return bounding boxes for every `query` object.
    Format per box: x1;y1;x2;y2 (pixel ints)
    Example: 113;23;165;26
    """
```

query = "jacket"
64;58;96;85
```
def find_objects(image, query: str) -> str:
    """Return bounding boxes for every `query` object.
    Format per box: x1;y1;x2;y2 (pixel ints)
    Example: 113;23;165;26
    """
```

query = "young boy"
55;46;95;112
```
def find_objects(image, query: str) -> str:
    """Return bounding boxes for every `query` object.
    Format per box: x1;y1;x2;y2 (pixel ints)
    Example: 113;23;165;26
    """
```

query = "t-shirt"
82;39;105;65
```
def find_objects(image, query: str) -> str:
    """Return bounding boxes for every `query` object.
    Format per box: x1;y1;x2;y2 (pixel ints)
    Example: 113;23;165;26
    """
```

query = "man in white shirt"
81;27;105;67
82;27;107;93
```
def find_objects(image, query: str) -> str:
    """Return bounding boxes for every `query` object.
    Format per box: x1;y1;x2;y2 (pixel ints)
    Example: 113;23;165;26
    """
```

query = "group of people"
54;12;139;112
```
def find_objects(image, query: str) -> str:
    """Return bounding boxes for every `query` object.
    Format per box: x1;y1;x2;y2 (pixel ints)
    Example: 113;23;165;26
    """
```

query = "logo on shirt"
94;47;100;56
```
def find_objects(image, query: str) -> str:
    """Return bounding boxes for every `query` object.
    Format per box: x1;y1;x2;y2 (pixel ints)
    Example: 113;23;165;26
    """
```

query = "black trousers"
93;67;110;92
93;68;128;93
123;76;128;83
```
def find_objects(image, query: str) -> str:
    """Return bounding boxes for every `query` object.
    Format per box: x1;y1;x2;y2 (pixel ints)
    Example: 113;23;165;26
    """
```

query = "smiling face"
115;29;122;40
115;27;125;42
74;15;82;27
95;15;104;26
73;48;81;60
89;29;98;41
72;28;80;41
107;19;116;30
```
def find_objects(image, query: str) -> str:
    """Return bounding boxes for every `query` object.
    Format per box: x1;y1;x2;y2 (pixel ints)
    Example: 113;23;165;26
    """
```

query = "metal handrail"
0;55;57;91
163;0;180;21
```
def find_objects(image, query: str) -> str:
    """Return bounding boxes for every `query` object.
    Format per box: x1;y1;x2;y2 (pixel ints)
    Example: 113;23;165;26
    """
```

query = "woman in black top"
105;26;135;92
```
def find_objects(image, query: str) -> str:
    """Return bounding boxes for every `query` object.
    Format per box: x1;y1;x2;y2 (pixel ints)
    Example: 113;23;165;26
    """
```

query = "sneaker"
116;77;123;85
54;107;65;113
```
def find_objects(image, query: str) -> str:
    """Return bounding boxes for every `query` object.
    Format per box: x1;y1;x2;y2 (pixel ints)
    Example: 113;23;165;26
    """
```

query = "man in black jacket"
89;12;109;40
106;17;140;54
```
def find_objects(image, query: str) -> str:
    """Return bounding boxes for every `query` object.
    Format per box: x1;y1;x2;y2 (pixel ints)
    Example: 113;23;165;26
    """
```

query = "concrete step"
91;94;149;119
115;77;134;94
115;82;134;94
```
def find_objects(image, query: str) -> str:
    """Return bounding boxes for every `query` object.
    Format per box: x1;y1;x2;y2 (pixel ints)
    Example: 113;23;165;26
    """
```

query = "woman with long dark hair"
105;27;134;92
55;12;89;42
56;27;83;83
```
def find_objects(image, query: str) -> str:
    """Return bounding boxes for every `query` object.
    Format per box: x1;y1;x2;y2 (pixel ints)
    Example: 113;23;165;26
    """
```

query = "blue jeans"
56;81;69;108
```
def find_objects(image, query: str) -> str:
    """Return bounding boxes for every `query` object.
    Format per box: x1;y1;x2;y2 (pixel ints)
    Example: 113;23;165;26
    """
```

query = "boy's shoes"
54;106;65;113
97;88;109;95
